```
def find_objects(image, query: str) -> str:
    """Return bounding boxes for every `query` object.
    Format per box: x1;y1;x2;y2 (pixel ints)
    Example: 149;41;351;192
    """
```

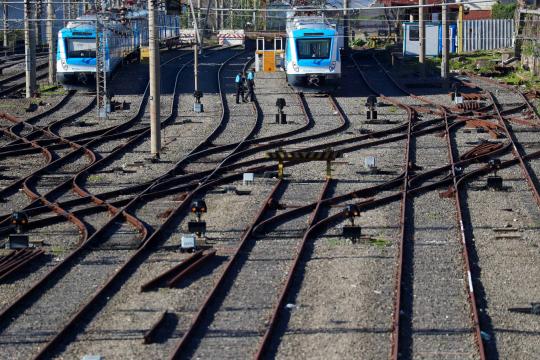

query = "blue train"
57;9;180;86
285;13;343;86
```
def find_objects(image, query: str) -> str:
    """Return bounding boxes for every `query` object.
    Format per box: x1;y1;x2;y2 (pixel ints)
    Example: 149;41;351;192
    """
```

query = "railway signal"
342;204;361;243
275;98;287;124
187;199;207;241
365;95;377;120
487;158;503;190
451;82;463;104
8;212;29;249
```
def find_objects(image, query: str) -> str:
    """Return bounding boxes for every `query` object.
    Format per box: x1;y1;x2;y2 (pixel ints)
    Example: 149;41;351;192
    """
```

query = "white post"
419;0;425;77
2;1;8;50
24;0;37;98
149;0;161;158
47;0;56;84
441;1;449;81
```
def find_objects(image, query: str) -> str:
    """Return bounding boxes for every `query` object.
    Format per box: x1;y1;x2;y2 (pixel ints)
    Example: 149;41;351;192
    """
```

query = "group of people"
235;69;255;104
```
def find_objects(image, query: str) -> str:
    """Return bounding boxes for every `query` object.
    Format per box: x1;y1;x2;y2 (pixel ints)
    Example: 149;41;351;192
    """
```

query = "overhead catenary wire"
0;0;498;10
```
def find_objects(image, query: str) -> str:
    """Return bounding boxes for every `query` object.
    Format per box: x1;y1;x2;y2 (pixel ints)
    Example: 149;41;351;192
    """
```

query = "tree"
492;2;517;19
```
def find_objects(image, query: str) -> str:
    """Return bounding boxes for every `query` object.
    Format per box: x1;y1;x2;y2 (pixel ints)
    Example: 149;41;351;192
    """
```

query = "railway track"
0;46;540;360
366;51;540;358
351;53;487;359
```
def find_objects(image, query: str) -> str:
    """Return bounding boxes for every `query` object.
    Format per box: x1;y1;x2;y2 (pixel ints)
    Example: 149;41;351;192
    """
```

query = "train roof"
286;16;338;33
61;10;147;36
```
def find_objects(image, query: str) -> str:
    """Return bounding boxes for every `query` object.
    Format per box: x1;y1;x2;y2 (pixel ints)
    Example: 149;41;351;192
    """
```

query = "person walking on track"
246;69;255;102
235;72;246;104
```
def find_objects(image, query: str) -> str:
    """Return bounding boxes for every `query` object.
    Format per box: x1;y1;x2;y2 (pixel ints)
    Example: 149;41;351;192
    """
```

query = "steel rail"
370;52;494;359
167;179;285;359
0;62;48;86
0;68;49;97
0;47;204;341
29;48;257;359
354;52;490;359
481;90;540;208
254;179;333;358
350;54;416;360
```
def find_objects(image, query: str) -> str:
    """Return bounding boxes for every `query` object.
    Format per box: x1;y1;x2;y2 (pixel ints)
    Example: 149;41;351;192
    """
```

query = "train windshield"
66;38;96;58
296;38;331;60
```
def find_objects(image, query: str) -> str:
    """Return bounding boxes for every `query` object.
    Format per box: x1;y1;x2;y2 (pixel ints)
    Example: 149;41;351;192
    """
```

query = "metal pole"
2;1;8;50
62;0;68;26
194;43;199;93
457;1;464;54
252;0;256;30
35;0;42;49
219;0;224;29
188;0;201;51
47;0;56;84
344;0;349;51
419;0;425;77
214;0;218;30
197;0;201;24
229;0;233;29
24;0;37;98
149;0;161;158
441;1;449;82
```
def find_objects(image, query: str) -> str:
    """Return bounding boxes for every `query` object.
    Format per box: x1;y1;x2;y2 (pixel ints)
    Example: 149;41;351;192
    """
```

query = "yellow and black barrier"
266;148;342;179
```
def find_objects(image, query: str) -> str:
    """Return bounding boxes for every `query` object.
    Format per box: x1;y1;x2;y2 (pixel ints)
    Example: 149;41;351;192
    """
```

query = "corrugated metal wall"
463;19;514;53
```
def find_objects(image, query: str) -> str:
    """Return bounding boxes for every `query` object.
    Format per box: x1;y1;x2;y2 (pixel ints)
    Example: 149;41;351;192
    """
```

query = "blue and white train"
285;13;343;86
57;9;180;86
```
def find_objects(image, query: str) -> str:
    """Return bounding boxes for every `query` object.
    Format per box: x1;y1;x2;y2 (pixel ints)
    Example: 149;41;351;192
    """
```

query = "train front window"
66;38;96;58
296;38;331;60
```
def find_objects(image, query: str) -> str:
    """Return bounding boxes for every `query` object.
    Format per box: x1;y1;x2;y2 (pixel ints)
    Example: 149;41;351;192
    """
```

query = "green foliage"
350;38;366;48
522;41;540;57
87;175;103;183
38;84;67;96
492;2;517;19
370;236;391;247
477;61;497;75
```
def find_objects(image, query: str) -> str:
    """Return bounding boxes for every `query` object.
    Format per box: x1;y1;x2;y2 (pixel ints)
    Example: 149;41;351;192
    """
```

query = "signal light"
344;204;360;218
190;199;207;214
11;212;28;233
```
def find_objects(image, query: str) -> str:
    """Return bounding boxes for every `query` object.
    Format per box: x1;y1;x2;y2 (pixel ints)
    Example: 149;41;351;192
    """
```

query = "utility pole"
441;1;449;83
24;0;37;98
149;0;161;158
419;0;425;77
47;0;56;84
2;0;8;50
189;0;203;112
95;3;108;119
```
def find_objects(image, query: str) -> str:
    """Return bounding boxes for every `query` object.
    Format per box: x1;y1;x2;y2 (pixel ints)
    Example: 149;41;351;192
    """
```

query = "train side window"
409;26;419;42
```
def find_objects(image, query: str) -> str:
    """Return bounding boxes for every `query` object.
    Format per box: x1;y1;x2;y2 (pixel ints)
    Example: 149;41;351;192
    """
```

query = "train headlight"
329;61;336;72
292;62;299;72
61;58;68;70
